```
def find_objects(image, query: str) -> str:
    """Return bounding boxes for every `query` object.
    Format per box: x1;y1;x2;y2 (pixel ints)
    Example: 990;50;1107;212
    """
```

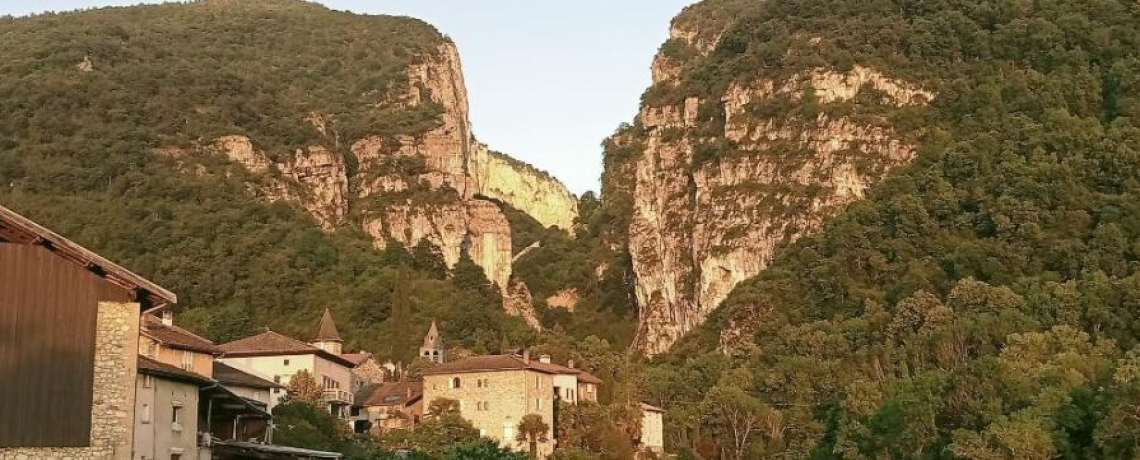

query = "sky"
4;1;697;195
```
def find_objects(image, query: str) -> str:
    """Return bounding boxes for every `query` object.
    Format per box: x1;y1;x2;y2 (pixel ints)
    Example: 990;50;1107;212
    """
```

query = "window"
450;377;461;389
535;376;539;389
484;401;489;411
180;351;193;371
142;375;153;388
274;375;282;384
172;403;183;431
171;454;181;460
141;404;151;424
476;402;483;411
284;359;290;366
536;398;541;410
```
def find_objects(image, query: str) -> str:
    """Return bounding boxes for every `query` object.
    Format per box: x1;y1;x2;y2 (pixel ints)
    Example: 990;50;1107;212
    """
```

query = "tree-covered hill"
0;0;536;362
640;0;1140;458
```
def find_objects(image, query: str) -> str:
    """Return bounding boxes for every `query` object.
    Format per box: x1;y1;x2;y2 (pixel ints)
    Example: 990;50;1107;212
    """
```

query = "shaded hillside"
634;0;1140;458
0;0;541;362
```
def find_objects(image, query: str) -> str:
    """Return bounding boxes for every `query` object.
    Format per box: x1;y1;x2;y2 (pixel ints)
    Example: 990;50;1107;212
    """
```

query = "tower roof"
314;308;342;342
422;320;440;348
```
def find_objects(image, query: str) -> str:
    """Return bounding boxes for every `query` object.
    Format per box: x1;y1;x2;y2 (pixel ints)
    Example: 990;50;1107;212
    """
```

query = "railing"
322;389;352;404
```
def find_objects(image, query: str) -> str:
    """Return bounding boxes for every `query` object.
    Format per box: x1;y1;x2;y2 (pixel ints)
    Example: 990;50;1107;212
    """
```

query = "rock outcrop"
213;135;349;229
200;41;574;321
617;18;934;355
469;144;578;231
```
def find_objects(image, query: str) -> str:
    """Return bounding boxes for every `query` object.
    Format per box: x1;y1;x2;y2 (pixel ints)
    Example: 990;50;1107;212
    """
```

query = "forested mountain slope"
0;0;579;361
636;0;1140;458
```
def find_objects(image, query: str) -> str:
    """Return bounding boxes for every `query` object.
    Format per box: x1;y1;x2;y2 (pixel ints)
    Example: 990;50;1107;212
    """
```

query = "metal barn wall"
0;242;132;447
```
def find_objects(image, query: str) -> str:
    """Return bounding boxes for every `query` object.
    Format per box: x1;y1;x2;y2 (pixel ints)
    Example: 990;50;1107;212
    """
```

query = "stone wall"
0;302;140;460
423;370;555;458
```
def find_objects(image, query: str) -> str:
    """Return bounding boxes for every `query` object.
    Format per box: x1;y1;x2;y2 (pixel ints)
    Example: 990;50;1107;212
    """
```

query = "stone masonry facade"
0;302;140;460
423;370;555;458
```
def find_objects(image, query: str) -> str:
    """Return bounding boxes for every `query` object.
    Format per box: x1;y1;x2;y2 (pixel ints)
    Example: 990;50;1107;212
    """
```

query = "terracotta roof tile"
219;331;356;367
137;355;213;385
356;381;423;407
422;354;603;385
143;315;222;355
340;353;373;366
213;362;281;390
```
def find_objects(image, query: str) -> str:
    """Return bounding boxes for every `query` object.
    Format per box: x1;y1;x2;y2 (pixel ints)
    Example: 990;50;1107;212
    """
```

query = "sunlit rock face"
612;10;934;355
201;41;577;323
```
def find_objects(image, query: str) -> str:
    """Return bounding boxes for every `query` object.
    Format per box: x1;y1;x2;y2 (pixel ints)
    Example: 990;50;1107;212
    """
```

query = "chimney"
160;309;174;327
539;354;551;364
522;349;531;363
567;359;575;369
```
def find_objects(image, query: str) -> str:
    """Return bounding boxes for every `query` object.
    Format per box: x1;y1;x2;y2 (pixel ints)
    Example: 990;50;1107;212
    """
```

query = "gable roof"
529;360;604;384
142;315;222;355
314;308;342;342
340;353;373;366
219;330;356;367
356;381;423;407
641;403;665;413
213;362;281;390
0;204;177;307
138;355;213;386
421;354;603;385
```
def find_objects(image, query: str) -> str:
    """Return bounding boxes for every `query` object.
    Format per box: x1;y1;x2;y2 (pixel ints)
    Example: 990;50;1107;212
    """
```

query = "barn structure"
0;204;176;460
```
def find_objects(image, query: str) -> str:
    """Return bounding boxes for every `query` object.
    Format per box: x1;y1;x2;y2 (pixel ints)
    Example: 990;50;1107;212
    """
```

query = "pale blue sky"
4;1;697;194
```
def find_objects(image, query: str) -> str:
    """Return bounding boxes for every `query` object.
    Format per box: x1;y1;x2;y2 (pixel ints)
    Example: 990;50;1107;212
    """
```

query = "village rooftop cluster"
0;205;663;460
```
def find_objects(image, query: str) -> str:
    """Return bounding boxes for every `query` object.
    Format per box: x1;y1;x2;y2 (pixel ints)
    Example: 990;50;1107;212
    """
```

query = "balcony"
322;389;352;405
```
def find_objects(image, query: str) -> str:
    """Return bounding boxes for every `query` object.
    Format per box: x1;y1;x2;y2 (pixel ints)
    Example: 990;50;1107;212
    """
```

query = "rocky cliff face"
202;41;575;310
615;11;935;355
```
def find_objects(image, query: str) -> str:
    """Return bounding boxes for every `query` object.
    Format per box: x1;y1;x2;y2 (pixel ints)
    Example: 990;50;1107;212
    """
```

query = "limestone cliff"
200;41;574;308
469;144;578;231
613;8;935;355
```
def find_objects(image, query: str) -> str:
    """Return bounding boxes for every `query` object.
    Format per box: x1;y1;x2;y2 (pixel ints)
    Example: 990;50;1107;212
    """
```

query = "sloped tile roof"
138;355;213;386
340;353;373;366
213;362;281;390
219;330;356;367
356;381;423;407
142;315;223;355
422;354;603;384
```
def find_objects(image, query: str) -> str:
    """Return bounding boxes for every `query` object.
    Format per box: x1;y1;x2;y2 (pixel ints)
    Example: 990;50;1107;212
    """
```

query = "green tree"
516;414;550;459
285;369;324;407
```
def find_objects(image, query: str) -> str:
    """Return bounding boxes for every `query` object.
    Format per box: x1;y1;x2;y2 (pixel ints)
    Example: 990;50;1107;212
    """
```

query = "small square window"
284;359;290;366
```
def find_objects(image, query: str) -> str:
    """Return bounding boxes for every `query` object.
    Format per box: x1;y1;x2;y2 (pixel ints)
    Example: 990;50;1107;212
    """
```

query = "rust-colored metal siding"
0;242;132;447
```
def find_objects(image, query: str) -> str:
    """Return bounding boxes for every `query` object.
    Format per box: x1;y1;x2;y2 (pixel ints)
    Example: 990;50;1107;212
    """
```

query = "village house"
217;309;357;418
1;205;168;460
422;351;587;459
139;311;222;377
352;381;424;435
134;356;213;460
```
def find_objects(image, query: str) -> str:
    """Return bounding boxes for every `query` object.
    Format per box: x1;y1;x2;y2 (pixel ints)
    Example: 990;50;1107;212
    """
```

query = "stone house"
217;311;356;418
341;352;389;394
1;205;168;460
352;381;424;435
134;356;214;460
423;352;596;459
139;312;223;378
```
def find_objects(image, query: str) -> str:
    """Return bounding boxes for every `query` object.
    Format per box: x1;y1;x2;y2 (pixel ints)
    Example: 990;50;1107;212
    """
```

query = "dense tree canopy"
640;0;1140;458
